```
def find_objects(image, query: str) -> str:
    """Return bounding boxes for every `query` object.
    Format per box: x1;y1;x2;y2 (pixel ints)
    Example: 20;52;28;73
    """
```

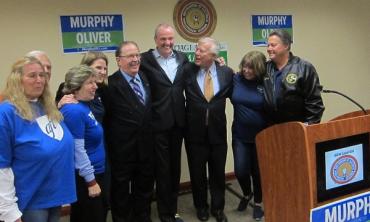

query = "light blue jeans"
22;206;61;222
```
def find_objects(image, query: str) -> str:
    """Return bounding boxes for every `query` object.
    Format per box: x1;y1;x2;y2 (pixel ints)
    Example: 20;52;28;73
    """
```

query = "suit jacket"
140;49;188;131
184;62;233;144
103;70;153;167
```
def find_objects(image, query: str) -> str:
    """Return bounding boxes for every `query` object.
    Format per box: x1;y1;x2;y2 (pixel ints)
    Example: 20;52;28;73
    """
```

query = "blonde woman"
0;57;76;222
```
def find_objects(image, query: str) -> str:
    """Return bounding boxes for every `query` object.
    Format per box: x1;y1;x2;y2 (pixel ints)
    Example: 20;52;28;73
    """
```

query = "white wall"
1;0;369;182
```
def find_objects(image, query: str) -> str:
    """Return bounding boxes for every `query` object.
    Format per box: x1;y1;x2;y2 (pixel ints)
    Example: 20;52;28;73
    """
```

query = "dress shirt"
197;62;220;96
152;49;179;83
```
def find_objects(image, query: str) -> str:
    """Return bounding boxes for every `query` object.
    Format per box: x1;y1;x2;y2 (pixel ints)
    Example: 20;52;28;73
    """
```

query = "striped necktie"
130;78;145;104
204;70;214;102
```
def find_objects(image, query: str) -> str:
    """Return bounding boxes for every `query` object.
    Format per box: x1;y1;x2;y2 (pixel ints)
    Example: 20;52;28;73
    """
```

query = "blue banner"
252;15;292;29
251;15;293;46
60;15;123;32
311;191;370;222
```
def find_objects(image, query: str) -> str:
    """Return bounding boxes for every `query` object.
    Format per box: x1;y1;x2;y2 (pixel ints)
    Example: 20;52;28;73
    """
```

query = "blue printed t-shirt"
231;74;267;142
0;101;76;211
61;102;105;174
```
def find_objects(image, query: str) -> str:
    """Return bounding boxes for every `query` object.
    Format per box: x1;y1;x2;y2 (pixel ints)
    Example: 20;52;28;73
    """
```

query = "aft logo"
330;155;358;185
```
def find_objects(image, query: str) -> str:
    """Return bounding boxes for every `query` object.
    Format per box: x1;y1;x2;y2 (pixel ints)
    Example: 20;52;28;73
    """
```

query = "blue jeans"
232;139;262;203
22;206;61;222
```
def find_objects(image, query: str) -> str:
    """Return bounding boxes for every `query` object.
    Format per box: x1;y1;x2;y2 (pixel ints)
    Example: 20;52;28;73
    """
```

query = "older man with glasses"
103;41;154;222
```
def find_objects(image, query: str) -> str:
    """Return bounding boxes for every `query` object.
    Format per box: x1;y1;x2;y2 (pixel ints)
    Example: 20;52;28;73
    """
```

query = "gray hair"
269;29;293;50
63;65;96;94
198;37;220;55
154;23;174;39
25;50;48;58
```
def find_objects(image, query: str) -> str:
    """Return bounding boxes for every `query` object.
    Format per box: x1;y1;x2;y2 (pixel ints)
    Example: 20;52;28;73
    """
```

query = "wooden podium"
255;110;370;222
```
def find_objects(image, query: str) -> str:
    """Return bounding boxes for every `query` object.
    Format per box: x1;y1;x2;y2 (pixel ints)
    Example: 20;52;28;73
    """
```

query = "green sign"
174;43;228;65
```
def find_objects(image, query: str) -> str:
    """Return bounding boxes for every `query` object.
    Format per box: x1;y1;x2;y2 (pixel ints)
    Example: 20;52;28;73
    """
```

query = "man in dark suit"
103;41;154;222
140;24;188;222
184;37;233;222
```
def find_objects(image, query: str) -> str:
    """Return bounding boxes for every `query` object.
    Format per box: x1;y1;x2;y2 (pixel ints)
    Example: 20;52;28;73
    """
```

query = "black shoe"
160;215;176;222
175;213;184;222
196;208;209;221
253;205;264;221
237;192;253;211
211;210;228;222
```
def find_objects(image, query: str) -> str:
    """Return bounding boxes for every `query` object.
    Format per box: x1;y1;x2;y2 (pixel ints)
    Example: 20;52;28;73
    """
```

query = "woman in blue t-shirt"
0;56;76;222
231;51;268;221
56;51;111;220
60;65;106;222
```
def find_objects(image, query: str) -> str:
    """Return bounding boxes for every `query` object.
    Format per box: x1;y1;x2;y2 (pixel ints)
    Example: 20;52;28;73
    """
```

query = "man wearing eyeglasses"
103;41;154;222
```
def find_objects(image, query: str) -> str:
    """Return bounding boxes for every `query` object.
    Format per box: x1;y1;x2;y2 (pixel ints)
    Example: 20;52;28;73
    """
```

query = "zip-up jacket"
263;53;325;124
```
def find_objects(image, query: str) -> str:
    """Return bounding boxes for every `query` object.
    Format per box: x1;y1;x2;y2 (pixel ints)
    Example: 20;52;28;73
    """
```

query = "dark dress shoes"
160;215;176;222
196;208;209;221
211;210;228;222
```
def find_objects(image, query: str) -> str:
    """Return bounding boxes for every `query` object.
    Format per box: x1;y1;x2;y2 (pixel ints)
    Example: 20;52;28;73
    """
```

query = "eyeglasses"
118;54;141;60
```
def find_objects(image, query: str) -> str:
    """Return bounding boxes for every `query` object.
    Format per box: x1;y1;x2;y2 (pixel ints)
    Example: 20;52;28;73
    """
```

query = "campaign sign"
173;43;228;64
311;191;370;222
60;14;124;53
251;15;293;46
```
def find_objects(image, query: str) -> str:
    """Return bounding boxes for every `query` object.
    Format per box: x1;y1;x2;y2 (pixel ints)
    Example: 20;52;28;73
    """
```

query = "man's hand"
88;183;101;197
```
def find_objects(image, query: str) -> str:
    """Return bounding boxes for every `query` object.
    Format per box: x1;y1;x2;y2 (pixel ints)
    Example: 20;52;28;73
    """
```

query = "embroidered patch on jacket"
285;73;298;84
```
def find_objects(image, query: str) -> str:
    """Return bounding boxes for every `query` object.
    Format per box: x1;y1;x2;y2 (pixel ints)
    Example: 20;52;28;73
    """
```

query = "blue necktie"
130;78;145;104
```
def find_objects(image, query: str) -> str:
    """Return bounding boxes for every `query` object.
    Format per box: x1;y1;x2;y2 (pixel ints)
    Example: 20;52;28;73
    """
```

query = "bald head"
26;50;52;78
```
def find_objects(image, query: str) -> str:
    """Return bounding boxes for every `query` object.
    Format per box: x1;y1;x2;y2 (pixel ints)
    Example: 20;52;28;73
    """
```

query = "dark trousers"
185;141;227;211
154;127;183;218
70;173;105;222
232;139;262;203
103;154;111;220
110;161;154;222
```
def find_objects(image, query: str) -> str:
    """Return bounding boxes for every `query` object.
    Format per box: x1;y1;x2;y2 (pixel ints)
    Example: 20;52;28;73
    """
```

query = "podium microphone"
321;87;368;115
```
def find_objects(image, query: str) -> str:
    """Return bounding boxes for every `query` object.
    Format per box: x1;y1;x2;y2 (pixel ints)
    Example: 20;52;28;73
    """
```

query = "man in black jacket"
184;37;233;222
263;29;324;124
140;24;188;222
104;41;154;222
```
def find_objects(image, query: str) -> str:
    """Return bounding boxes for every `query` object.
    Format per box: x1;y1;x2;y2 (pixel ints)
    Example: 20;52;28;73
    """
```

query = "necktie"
130;78;145;104
204;70;214;102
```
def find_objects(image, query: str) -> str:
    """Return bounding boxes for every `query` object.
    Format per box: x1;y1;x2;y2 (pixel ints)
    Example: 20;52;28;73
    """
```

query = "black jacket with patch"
263;53;325;124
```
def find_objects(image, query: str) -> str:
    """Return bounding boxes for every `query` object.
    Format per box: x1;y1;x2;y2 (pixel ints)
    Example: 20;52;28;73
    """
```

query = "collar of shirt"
153;48;176;59
120;69;141;84
199;61;217;78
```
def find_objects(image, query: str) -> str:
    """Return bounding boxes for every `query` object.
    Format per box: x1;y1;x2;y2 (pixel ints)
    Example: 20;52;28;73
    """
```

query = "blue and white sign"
60;14;124;53
311;191;370;222
251;15;293;46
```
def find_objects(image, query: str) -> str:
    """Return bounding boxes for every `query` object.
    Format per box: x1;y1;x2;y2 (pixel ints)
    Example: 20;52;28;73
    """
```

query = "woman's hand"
57;94;78;109
88;183;101;197
216;56;226;66
15;218;22;222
